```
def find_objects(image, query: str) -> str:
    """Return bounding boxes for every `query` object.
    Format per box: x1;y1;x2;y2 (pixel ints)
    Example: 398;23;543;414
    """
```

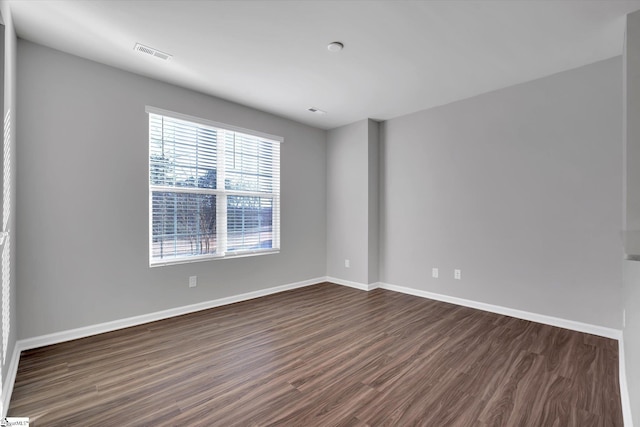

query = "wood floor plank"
9;283;623;426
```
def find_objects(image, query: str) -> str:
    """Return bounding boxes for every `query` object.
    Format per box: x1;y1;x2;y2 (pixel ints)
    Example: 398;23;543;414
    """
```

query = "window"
147;107;281;266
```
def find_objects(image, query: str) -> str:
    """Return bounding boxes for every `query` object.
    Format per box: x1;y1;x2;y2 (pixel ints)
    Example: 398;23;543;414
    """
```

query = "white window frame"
147;106;281;267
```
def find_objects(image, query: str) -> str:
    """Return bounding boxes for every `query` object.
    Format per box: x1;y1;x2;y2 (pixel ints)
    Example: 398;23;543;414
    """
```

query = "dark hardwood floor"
9;282;623;426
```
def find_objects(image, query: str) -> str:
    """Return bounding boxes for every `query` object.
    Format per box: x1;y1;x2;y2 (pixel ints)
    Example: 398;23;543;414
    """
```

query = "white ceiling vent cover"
134;43;172;61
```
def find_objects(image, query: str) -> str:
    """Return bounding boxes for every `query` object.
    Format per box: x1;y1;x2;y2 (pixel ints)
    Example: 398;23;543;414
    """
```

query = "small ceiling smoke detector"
308;107;327;115
134;43;172;61
327;41;344;52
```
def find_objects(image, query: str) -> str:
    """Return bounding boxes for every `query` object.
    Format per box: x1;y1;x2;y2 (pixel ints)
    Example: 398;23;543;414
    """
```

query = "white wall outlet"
432;268;438;278
345;259;350;268
454;269;461;280
189;276;197;288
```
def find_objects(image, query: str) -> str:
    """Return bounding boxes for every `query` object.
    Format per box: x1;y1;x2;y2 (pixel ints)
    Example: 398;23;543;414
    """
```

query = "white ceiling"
6;0;640;129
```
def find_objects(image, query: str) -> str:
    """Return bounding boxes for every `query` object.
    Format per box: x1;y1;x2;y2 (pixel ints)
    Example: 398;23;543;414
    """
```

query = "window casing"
147;107;281;266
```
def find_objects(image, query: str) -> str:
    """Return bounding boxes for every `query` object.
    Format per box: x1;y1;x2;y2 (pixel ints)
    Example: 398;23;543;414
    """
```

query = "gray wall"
626;11;640;257
380;57;623;329
326;120;369;283
326;119;379;285
0;3;17;413
624;11;640;425
16;40;327;339
367;120;380;284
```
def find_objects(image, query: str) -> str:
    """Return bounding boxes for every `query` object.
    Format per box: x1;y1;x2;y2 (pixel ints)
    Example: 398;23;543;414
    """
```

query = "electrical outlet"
189;276;197;288
454;269;461;280
432;268;438;278
345;259;350;268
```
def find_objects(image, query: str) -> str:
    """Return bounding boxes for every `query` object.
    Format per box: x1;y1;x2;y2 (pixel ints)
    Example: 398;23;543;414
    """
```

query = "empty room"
0;0;639;425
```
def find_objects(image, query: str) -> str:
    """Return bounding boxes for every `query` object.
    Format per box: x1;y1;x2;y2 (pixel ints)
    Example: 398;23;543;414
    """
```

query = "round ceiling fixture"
327;41;344;52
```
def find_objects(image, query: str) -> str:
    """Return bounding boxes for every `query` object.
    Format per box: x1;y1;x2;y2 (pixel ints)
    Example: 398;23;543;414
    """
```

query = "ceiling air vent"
134;43;172;61
307;107;326;115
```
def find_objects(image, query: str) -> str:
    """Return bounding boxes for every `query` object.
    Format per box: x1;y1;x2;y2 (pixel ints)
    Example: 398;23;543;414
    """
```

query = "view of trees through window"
148;110;280;264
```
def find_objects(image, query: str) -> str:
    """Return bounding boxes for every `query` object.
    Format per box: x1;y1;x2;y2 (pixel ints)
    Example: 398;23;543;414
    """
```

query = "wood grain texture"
9;283;623;426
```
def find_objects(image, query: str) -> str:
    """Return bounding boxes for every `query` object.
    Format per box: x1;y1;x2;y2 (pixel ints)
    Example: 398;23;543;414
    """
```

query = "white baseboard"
619;337;634;427
1;276;323;416
6;276;628;421
376;282;622;340
2;342;21;417
18;276;325;352
325;277;379;291
373;282;630;425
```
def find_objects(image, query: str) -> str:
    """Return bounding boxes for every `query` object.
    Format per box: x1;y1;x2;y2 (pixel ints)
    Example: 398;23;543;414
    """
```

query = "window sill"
150;249;280;268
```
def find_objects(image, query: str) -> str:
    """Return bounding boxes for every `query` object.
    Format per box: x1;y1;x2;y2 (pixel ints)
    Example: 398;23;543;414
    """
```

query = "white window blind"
148;107;281;266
